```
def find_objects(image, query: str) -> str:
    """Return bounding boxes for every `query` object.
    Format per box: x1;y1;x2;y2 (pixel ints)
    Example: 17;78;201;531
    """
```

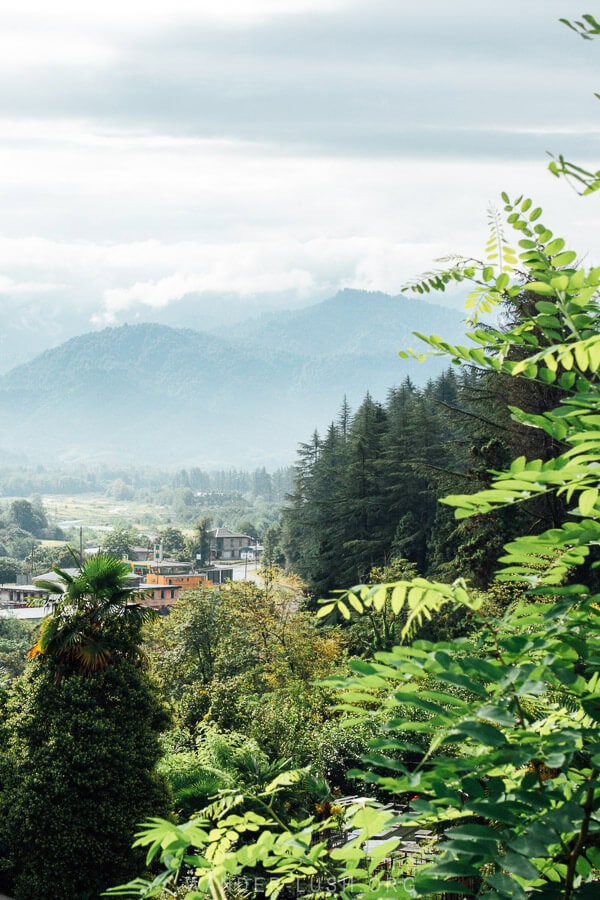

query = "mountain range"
0;290;470;468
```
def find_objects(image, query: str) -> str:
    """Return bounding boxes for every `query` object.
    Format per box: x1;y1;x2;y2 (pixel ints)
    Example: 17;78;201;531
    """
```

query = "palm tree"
29;551;155;680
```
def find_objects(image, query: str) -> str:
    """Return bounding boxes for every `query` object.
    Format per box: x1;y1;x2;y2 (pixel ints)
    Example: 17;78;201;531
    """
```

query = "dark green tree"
338;394;389;584
0;526;38;561
158;525;186;558
9;499;47;537
0;557;19;583
283;379;474;598
252;467;273;500
235;518;259;541
282;423;351;598
0;553;170;900
185;515;212;566
0;618;33;679
261;523;284;568
101;526;137;560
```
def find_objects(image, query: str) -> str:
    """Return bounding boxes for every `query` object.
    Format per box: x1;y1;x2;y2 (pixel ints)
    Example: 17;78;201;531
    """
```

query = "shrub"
0;658;170;900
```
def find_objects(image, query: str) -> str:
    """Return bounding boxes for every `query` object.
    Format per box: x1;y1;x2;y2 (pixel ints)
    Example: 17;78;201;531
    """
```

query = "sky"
0;0;599;369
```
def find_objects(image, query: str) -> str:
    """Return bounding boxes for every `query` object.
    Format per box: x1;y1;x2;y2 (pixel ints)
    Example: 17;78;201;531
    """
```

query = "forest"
280;361;565;600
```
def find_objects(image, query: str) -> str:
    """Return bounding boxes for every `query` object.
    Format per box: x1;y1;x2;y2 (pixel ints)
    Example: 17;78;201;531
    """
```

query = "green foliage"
547;16;600;193
9;498;47;537
158;723;329;829
261;524;284;568
345;559;421;654
158;526;186;558
560;11;600;38
102;526;138;560
0;556;19;582
235;519;259;541
112;191;600;898
33;540;83;571
403;205;518;321
0;659;171;900
184;517;212;566
105;799;410;900
282;374;478;598
147;584;349;768
0;618;33;680
158;725;268;819
284;359;558;595
109;478;135;500
0;525;38;561
317;572;480;643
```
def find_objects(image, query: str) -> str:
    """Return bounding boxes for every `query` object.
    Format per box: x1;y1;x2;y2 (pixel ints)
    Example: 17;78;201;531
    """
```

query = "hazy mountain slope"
2;323;277;395
223;288;469;409
0;324;286;466
224;289;463;359
0;292;469;467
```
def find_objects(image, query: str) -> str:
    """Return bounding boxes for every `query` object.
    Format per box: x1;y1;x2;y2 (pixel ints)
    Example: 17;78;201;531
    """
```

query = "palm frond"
33;579;65;596
75;638;111;673
51;564;77;585
27;552;149;677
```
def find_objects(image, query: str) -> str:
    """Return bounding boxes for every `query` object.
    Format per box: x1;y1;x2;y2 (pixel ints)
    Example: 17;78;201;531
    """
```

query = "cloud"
0;0;592;161
0;34;115;69
0;144;597;323
8;0;358;28
0;118;596;259
0;0;596;366
99;268;317;320
0;276;63;294
96;235;455;321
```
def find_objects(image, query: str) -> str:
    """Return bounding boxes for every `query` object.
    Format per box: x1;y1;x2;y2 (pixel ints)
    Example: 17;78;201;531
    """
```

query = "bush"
0;654;171;899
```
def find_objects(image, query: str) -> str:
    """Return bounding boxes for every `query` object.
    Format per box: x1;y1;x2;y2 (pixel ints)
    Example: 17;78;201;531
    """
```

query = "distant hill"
0;290;469;467
224;289;462;357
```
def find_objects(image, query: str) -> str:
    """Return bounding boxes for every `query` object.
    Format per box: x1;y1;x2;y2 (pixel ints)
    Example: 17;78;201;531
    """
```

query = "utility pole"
80;526;83;567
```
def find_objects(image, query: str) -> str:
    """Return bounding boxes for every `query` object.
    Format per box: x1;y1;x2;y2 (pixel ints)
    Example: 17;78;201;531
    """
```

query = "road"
230;561;261;583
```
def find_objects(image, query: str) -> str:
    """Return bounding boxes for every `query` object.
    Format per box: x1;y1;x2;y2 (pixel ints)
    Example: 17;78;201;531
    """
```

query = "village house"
132;559;234;601
137;581;182;609
143;566;235;590
130;559;193;577
209;527;256;561
0;582;53;608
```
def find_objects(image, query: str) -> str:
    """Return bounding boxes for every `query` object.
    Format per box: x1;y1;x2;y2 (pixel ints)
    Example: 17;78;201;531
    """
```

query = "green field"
14;494;174;537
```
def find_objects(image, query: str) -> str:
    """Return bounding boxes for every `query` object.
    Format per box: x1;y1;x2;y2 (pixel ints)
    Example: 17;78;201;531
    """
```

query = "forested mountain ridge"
0;290;469;467
1;322;278;397
223;288;463;357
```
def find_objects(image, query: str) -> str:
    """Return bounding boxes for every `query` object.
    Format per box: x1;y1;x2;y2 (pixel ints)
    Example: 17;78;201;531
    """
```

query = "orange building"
131;562;235;609
144;572;211;590
137;582;182;609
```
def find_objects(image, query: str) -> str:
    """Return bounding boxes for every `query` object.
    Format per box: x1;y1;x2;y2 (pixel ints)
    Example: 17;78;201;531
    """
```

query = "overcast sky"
0;0;599;365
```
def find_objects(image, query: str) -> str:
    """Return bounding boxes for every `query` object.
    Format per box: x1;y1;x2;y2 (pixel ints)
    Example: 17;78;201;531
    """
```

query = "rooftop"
210;528;254;540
